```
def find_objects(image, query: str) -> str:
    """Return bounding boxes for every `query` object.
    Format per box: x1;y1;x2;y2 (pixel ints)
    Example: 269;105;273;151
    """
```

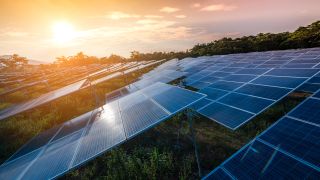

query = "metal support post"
187;109;202;178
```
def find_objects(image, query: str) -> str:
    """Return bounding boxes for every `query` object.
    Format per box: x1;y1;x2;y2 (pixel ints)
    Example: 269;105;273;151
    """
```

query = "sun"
52;21;75;43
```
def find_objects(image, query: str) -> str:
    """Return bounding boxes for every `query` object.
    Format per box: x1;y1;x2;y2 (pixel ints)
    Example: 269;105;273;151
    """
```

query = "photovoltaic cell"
236;84;291;100
204;168;232;180
251;76;307;89
199;87;228;101
198;102;254;129
222;74;257;83
209;72;231;77
265;68;319;77
191;98;212;111
120;97;169;137
234;68;269;75
197;76;220;83
188;81;211;89
288;98;320;125
208;81;244;91
218;93;274;114
297;83;320;93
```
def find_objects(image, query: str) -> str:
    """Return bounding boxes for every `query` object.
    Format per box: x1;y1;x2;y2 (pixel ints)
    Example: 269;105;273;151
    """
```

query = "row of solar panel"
0;60;163;121
0;83;205;179
204;90;320;179
189;68;319;129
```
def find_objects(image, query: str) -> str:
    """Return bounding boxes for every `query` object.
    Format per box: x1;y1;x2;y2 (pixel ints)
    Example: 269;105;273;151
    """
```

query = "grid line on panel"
204;90;320;179
198;68;274;111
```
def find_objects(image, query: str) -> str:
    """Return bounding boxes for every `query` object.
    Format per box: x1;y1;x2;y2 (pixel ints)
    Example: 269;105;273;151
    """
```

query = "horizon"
0;0;320;62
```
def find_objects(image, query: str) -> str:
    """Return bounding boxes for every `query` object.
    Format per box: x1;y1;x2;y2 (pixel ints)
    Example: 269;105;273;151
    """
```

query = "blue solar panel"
266;68;319;77
219;67;242;73
22;130;83;179
259;117;320;167
251;76;307;89
6;124;63;163
199;87;228;100
0;83;205;179
188;81;211;89
221;140;320;179
236;84;291;100
283;63;316;68
209;72;231;77
218;93;274;114
315;91;320;98
208;81;244;91
203;91;320;179
72;105;126;167
191;98;212;111
198;102;254;129
308;76;320;84
297;83;320;93
204;168;233;180
222;74;257;83
288;98;320;125
234;68;269;75
197;76;220;83
141;83;205;113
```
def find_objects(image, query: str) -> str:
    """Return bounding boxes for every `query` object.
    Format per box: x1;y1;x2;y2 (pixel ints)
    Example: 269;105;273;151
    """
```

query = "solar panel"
251;76;307;89
218;93;274;114
203;92;320;179
0;79;87;121
0;83;205;179
198;102;254;129
195;67;319;129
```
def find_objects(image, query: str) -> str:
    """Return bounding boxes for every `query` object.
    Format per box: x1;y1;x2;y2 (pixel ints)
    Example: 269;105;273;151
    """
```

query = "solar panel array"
1;47;320;179
203;90;320;179
192;68;318;129
178;48;320;129
0;60;163;121
0;83;205;179
105;69;186;102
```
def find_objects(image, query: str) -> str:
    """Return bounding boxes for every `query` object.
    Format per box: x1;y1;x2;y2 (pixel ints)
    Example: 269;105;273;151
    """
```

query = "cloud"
192;3;201;8
136;19;159;25
201;4;237;12
159;7;180;13
144;15;163;19
108;11;141;20
175;15;186;19
0;32;29;37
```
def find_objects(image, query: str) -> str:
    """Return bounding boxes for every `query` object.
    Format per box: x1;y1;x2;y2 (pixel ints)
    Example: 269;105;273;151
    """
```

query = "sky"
0;0;319;62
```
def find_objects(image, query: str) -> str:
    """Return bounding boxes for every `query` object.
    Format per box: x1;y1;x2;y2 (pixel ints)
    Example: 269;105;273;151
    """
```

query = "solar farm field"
0;47;319;179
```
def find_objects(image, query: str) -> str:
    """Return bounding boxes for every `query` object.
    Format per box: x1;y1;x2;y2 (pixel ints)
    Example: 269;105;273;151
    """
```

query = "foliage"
0;54;28;69
190;21;320;56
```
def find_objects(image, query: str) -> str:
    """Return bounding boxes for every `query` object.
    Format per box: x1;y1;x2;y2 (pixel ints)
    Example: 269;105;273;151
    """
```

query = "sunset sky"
0;0;320;62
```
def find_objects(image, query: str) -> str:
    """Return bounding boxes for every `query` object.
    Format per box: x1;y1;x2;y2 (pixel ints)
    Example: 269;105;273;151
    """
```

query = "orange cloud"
201;4;237;12
108;11;141;20
175;15;186;19
160;7;180;13
192;3;201;8
144;15;163;19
